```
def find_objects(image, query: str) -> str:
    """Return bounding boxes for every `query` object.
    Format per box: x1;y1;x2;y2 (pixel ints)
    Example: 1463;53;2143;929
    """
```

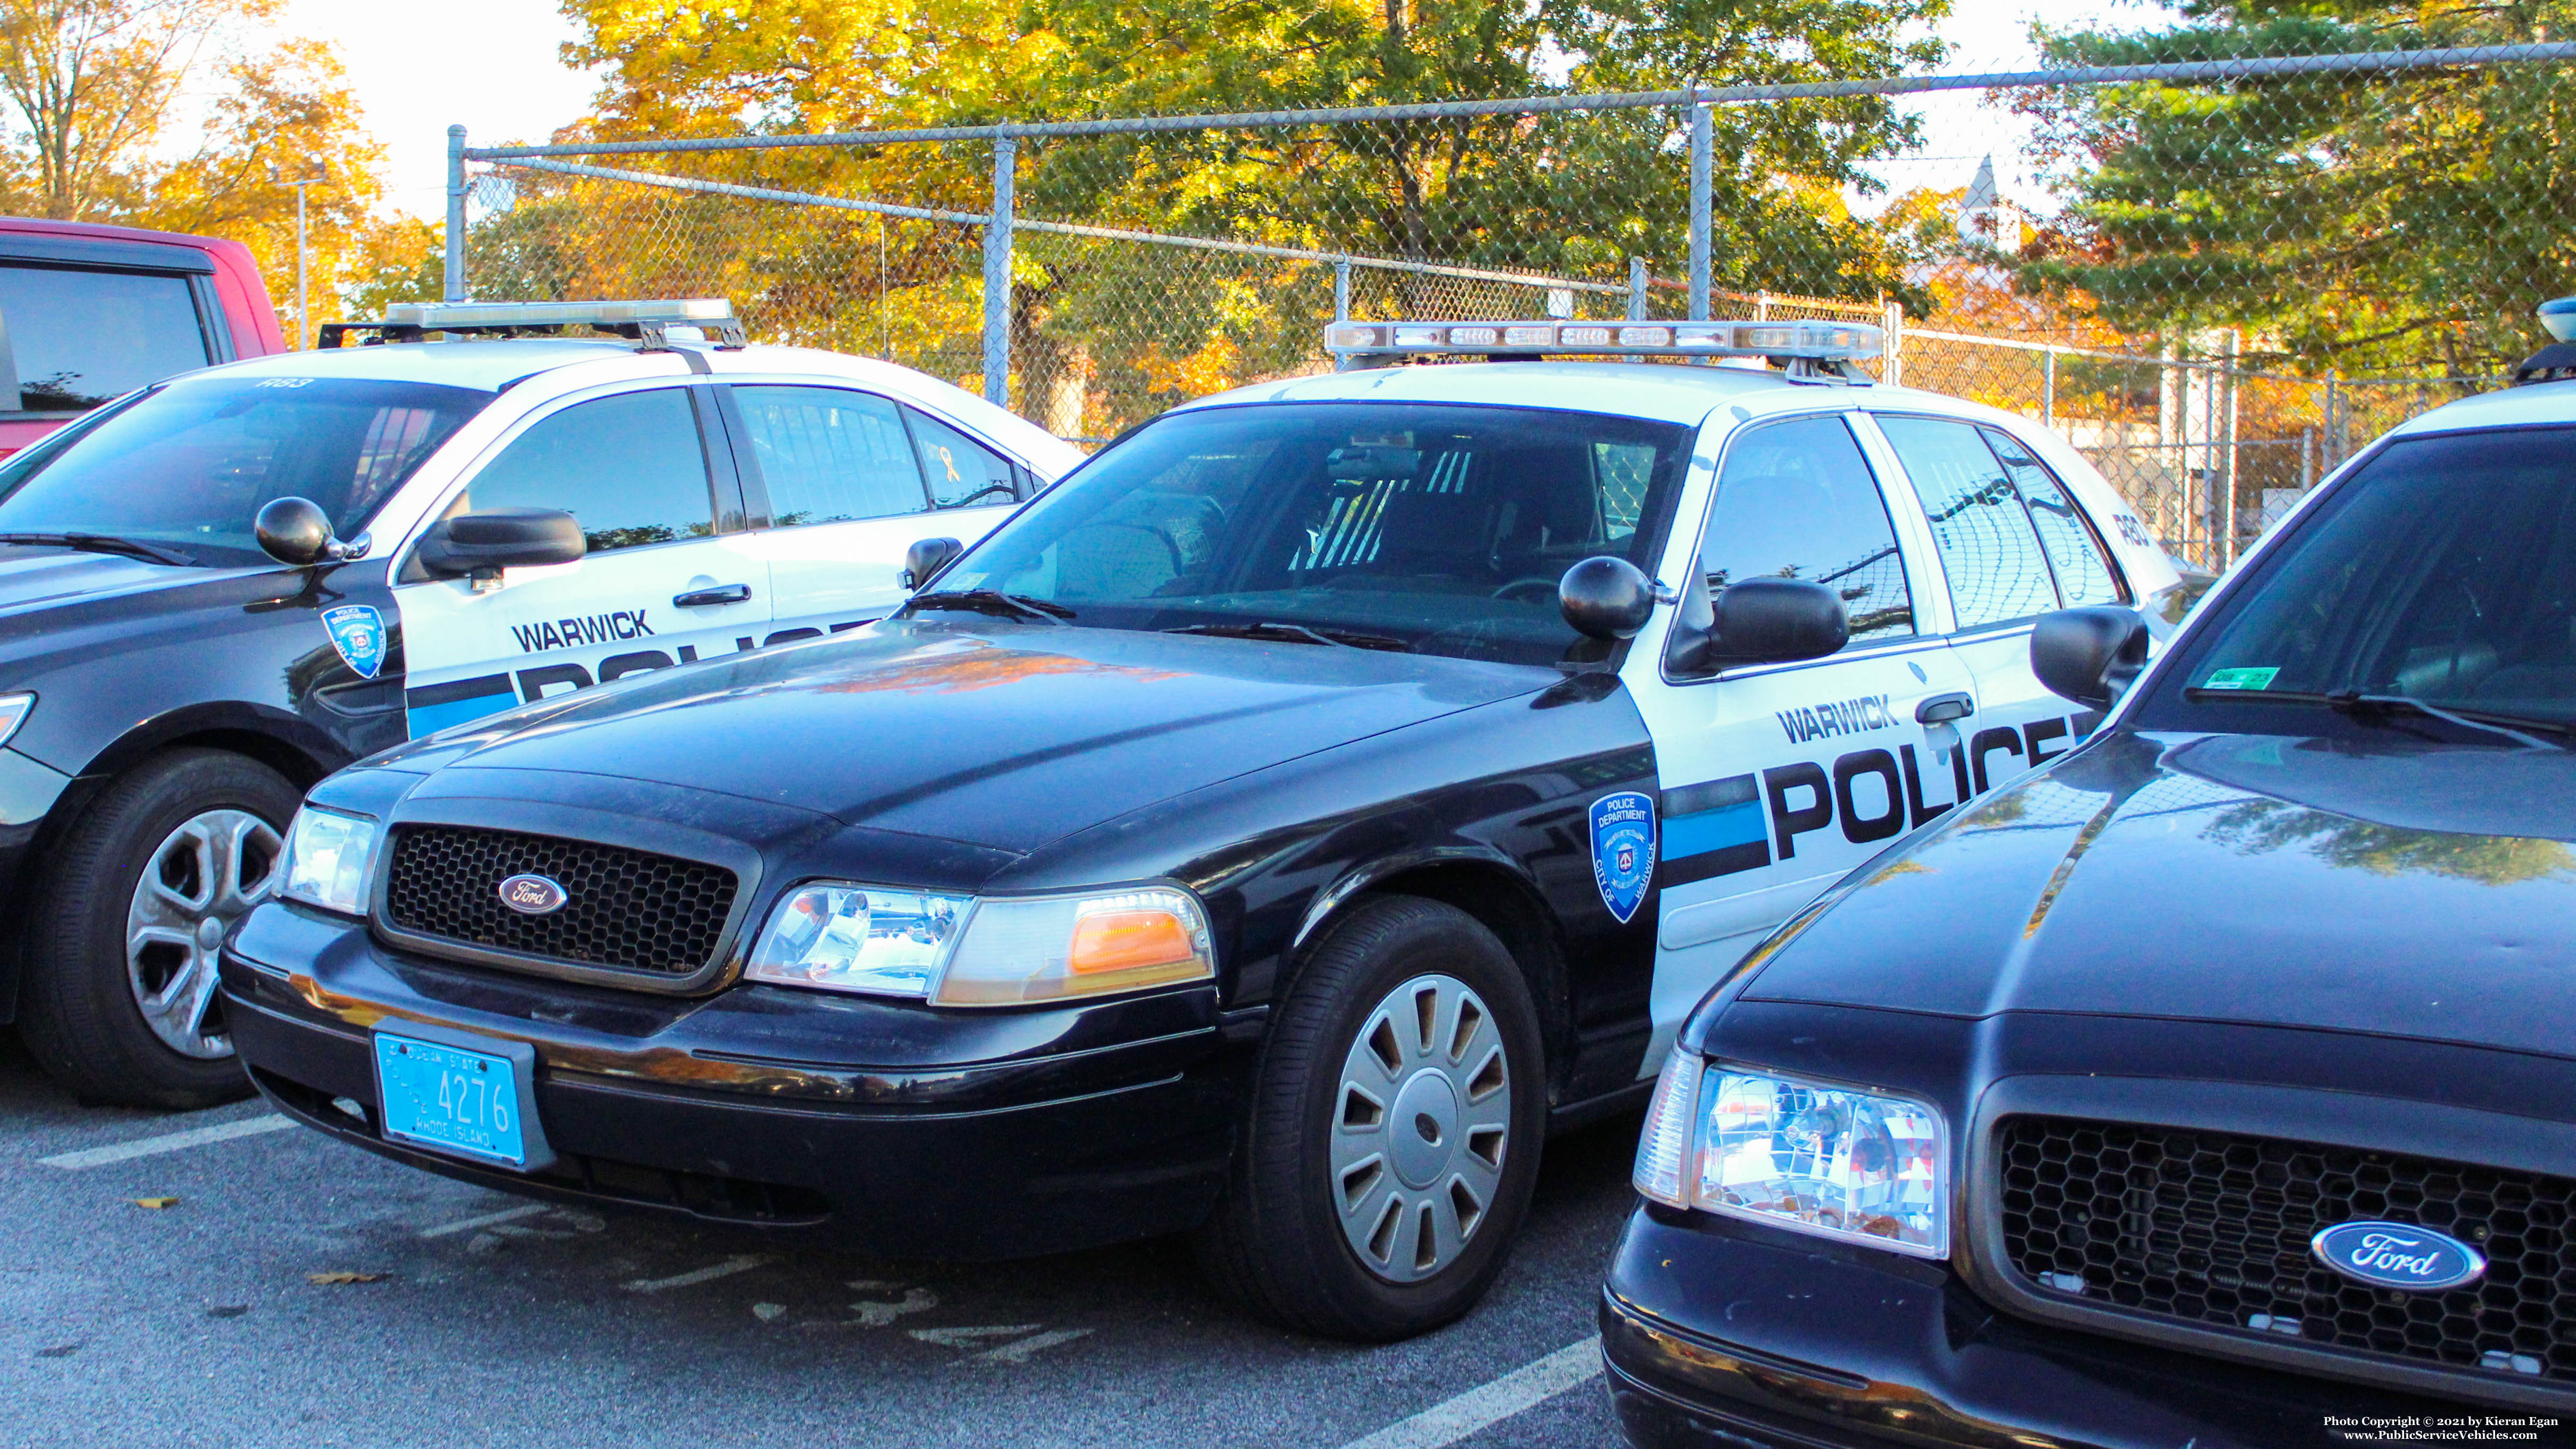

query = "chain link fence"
444;39;2576;572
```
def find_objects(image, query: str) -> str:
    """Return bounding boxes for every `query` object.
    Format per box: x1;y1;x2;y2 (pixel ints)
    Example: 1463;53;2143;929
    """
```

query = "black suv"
1602;391;2576;1443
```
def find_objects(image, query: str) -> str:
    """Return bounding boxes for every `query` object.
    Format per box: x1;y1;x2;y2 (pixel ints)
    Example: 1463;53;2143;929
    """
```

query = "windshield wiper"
2183;685;2572;750
1162;621;1414;653
906;589;1074;624
0;531;195;567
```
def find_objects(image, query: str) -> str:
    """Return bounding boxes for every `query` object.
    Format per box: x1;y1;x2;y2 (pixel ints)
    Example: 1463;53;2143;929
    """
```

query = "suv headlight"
742;882;1215;1006
280;805;380;916
1634;1053;1948;1258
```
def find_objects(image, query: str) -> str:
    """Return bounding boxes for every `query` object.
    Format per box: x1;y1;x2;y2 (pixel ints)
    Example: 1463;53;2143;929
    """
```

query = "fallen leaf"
752;1303;786;1322
130;1197;178;1209
305;1271;388;1285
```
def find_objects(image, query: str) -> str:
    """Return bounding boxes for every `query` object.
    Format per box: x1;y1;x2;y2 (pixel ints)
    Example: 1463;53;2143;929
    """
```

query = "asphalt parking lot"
0;1030;1633;1449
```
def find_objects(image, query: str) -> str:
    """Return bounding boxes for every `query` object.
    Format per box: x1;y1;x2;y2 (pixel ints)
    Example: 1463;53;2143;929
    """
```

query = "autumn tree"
2015;2;2576;376
0;0;415;341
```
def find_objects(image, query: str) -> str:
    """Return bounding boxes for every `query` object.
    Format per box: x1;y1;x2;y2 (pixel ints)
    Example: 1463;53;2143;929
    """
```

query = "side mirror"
902;536;963;589
2032;606;2150;709
415;508;586;578
256;497;358;566
1668;577;1849;673
1559;556;1656;640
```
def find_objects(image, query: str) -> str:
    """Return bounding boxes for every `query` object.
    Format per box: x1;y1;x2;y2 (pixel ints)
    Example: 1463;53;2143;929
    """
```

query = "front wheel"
18;749;297;1109
1195;894;1547;1340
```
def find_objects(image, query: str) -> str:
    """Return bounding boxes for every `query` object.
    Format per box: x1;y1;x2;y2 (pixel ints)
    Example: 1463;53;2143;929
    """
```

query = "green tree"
2015;3;2576;376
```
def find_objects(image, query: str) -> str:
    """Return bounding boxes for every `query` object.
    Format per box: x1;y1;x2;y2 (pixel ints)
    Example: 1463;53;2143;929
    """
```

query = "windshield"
928;402;1692;666
2134;426;2576;739
0;374;491;565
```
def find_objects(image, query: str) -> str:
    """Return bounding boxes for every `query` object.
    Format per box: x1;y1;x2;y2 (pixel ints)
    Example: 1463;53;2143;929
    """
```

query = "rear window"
0;265;210;412
0;375;491;565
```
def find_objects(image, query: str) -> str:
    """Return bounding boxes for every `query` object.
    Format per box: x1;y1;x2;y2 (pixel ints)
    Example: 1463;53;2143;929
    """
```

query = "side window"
731;386;927;526
462;389;716;554
1700;414;1914;645
1982;427;2126;606
0;265;210;413
1877;415;2060;630
906;407;1020;507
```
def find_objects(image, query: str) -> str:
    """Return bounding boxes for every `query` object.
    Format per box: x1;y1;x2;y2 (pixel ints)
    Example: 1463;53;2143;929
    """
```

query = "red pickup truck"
0;217;286;456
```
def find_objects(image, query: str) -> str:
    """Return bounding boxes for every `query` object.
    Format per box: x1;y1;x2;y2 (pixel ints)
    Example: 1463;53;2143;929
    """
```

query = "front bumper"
1600;1208;2552;1449
220;901;1251;1258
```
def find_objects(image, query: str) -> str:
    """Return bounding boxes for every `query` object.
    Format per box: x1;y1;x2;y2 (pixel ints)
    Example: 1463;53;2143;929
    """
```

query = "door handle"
673;582;753;607
1915;691;1976;726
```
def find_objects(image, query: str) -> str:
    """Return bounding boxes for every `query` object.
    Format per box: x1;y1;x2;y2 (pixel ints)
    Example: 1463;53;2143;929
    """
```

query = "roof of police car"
2383;373;2576;438
202;339;677;391
1174;359;1936;427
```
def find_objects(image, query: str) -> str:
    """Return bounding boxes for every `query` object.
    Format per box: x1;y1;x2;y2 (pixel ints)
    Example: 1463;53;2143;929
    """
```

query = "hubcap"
1330;974;1512;1283
126;809;281;1059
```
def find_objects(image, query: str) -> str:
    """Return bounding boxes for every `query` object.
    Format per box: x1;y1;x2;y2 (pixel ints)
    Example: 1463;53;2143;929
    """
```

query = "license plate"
374;1031;529;1168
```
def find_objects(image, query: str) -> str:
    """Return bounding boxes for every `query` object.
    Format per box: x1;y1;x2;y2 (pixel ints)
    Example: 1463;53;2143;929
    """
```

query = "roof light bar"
316;298;746;352
1326;318;1882;366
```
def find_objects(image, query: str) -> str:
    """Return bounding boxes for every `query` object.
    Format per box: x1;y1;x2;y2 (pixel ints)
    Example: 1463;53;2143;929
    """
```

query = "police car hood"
0;546;234;626
421;620;1552;855
1735;729;2576;1059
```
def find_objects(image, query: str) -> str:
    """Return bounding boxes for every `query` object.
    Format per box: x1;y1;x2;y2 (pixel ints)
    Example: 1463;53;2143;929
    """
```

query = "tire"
18;748;298;1109
1195;894;1548;1340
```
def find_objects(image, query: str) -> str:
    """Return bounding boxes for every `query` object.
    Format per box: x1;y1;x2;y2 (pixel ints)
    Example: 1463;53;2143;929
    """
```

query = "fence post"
2042;349;2055;429
1333;260;1351;322
982;133;1017;409
1688;103;1711;323
445;125;467;302
1880;298;1903;388
2324;371;2342;470
1627;256;1646;321
2218;329;2240;568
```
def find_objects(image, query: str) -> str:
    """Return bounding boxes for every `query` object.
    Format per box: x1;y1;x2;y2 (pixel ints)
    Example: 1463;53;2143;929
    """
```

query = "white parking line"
39;1114;294;1170
961;1327;1092;1365
1337;1336;1603;1449
419;1204;553;1238
622;1255;773;1293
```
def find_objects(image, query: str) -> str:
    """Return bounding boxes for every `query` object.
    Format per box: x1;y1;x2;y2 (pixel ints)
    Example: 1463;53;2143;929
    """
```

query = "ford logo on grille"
2310;1220;2486;1292
497;874;569;916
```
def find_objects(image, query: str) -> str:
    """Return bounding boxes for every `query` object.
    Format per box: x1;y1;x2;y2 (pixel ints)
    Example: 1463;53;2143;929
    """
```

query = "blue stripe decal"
404;689;517;739
1661;798;1767;861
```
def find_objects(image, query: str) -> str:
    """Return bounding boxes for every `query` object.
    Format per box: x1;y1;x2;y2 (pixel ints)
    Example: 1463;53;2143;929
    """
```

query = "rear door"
394;384;770;736
1623;410;1977;1066
717;385;1032;643
1866;414;2126;792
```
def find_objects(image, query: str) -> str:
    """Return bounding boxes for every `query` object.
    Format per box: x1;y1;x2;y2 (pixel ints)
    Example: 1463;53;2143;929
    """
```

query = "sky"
278;0;2169;222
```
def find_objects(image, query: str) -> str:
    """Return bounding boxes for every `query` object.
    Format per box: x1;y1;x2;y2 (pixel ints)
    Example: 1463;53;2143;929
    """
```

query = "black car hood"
0;545;223;623
1738;729;2576;1059
411;619;1554;854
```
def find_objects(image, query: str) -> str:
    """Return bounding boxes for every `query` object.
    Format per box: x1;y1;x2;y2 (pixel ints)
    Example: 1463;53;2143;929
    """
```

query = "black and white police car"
221;316;2183;1340
0;298;1076;1107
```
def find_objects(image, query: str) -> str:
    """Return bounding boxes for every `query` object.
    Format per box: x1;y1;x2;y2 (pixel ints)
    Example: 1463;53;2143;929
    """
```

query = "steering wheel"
1492;577;1560;602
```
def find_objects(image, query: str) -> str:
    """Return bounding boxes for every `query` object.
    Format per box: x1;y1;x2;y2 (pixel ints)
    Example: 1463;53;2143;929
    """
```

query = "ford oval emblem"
497;873;569;916
2310;1220;2486;1292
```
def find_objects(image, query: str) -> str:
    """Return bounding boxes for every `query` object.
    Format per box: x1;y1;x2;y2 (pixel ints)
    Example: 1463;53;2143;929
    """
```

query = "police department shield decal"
321;604;386;680
1590;791;1656;925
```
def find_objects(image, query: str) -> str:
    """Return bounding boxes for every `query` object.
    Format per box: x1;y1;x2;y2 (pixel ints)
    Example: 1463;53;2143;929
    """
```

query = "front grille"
382;825;737;976
1998;1116;2576;1386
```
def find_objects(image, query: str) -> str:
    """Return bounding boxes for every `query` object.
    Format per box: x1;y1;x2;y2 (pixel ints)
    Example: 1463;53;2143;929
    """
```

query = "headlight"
1633;1056;1948;1258
0;690;33;748
933;886;1214;1006
280;805;380;916
742;882;1215;1006
744;884;970;997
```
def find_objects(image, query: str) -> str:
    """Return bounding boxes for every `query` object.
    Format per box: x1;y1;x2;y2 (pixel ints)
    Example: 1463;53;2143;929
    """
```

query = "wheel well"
1333;862;1574;1101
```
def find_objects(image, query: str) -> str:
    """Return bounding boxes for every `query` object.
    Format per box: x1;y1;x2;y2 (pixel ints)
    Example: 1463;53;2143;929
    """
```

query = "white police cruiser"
224;314;2191;1339
0;298;1077;1106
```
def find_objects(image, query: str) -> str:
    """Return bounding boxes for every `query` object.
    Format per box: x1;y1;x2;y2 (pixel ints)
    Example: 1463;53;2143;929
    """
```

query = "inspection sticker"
2200;666;2280;691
